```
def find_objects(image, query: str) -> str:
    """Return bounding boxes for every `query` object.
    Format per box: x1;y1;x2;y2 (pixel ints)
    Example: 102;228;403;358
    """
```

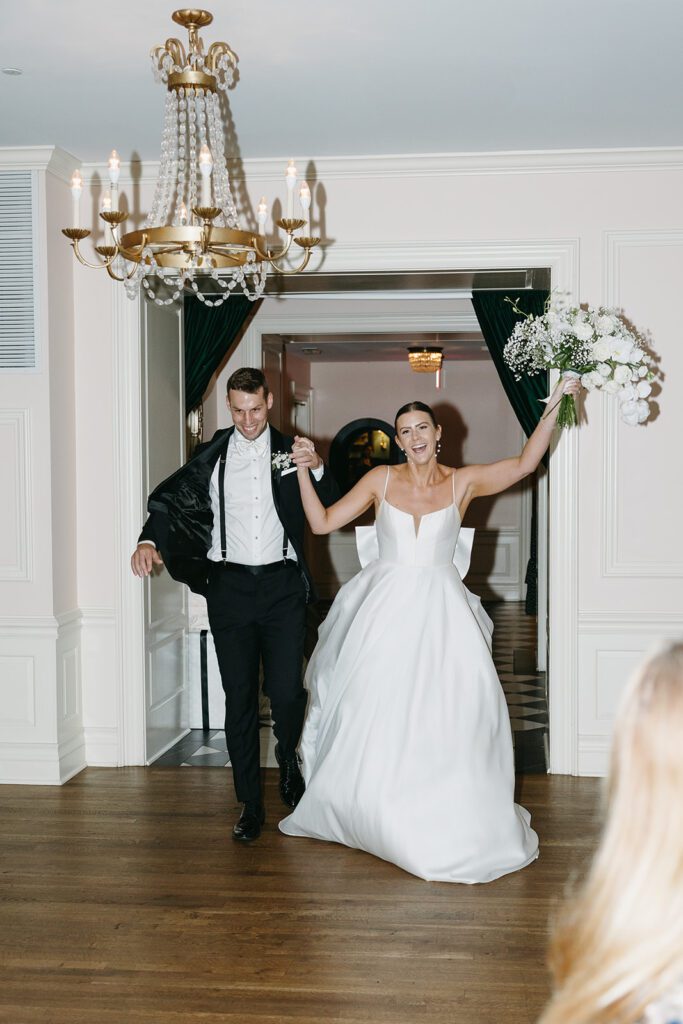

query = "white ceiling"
2;0;682;163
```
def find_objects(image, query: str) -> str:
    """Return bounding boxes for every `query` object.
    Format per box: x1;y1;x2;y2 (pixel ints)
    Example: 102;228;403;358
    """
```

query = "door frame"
112;238;580;773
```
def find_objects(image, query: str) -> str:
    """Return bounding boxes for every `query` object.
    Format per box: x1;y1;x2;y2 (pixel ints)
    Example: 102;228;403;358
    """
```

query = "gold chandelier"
62;9;320;307
407;347;443;373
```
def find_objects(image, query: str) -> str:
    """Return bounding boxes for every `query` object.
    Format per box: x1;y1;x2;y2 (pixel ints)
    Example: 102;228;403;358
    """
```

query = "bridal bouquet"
503;297;655;429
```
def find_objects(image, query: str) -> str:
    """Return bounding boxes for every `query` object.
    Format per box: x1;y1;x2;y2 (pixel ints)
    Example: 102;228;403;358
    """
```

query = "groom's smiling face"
227;387;273;441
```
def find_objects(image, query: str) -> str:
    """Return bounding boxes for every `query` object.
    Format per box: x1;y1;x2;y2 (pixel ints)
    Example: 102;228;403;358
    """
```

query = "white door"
140;297;189;762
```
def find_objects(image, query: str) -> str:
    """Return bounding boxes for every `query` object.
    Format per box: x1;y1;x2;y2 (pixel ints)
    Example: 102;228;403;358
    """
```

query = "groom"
131;366;338;841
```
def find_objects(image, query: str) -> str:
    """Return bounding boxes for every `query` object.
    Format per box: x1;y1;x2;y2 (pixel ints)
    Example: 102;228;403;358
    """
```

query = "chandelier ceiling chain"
62;8;321;307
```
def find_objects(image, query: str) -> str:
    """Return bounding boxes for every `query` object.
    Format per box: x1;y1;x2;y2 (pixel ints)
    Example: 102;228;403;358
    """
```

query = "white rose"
592;339;611;360
581;372;598;391
595;313;617;334
574;321;594;343
638;365;649;378
614;364;632;384
636;381;652;398
597;362;612;377
636;399;649;423
630;347;644;363
609;338;634;363
618;384;636;404
603;379;622;395
620;401;640;426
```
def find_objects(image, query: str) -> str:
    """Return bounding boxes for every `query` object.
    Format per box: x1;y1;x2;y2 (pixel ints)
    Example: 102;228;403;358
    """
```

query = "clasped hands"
291;435;322;471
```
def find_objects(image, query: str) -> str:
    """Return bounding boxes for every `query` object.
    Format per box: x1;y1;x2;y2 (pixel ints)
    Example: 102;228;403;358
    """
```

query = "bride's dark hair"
394;401;438;432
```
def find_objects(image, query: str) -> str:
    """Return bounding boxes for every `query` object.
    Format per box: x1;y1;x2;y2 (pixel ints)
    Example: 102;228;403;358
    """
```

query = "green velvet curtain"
184;294;260;414
471;289;549;616
470;289;549;439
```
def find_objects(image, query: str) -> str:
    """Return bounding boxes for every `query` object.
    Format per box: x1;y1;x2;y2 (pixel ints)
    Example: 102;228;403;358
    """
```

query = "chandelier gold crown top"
62;9;320;308
151;9;237;95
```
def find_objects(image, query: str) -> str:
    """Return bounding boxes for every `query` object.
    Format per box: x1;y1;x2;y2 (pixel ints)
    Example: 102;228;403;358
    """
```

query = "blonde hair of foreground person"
539;642;683;1024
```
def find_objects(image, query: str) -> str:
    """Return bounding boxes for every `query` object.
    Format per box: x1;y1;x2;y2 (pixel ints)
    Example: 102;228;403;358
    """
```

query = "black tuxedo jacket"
138;425;339;600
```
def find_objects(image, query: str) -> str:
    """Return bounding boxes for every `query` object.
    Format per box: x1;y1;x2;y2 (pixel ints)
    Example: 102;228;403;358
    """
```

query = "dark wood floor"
0;769;602;1024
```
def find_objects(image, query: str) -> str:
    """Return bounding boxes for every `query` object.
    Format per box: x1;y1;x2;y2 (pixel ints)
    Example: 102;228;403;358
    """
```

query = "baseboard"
83;726;120;767
0;740;84;785
577;734;611;777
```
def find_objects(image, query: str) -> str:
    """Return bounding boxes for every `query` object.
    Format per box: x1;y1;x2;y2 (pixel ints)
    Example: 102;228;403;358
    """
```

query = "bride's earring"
436;439;442;455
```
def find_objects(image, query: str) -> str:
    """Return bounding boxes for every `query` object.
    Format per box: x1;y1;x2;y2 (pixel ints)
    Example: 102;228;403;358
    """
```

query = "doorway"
113;244;580;774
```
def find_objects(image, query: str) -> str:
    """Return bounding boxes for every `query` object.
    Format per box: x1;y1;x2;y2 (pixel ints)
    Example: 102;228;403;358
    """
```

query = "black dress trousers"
206;561;308;804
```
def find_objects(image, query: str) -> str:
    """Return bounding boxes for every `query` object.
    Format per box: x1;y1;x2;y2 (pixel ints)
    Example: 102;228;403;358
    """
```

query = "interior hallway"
0;769;602;1024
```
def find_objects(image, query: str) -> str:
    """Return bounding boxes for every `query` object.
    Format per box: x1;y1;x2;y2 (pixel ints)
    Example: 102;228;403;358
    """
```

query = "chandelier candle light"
62;9;321;307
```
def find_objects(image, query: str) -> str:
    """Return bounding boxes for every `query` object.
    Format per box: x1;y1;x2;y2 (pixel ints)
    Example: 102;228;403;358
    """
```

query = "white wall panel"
80;609;118;766
602;232;683;578
0;654;36;725
577;613;683;775
0;409;32;581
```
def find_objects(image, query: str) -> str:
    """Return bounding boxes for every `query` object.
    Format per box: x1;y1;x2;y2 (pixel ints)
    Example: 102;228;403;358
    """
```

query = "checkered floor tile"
487;601;547;772
158;601;547;773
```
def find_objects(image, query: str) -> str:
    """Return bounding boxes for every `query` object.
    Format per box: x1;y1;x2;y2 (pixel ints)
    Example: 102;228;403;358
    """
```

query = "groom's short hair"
227;367;270;397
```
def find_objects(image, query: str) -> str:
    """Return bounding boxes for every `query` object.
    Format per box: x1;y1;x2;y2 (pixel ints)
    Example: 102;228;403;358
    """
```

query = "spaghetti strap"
382;465;391;501
451;468;456;503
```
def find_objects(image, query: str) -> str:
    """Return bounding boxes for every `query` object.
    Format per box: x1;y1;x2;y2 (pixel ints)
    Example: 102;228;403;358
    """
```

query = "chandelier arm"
204;248;246;265
252;233;295;262
70;238;120;271
105;261;138;283
268;249;313;276
118;234;151;262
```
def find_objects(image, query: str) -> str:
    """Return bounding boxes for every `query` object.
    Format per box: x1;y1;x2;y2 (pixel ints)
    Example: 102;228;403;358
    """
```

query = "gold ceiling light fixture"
407;346;444;373
62;9;320;307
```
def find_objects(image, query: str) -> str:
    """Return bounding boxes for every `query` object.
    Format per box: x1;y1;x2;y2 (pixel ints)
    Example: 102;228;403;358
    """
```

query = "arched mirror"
329;418;404;494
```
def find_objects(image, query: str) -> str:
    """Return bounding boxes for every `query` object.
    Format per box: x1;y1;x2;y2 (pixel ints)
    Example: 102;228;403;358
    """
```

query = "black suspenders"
218;452;227;563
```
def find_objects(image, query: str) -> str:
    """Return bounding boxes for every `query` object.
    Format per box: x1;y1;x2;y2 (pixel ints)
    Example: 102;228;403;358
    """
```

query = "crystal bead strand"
186;87;197;215
173;88;188;226
208;92;237;228
195;89;211;215
165;90;179;225
146;91;176;228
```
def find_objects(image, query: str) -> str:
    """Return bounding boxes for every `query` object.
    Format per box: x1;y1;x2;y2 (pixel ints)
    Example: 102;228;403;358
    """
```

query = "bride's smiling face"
395;412;441;463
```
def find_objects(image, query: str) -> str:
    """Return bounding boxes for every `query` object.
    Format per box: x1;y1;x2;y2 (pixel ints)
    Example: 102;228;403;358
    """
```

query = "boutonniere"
271;451;294;472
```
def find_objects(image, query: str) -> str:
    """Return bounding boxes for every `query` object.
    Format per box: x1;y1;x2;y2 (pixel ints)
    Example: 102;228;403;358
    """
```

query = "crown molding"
78;146;683;187
0;146;80;182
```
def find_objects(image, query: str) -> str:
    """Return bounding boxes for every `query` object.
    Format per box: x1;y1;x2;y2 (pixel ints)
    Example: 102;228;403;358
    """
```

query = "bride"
280;376;581;883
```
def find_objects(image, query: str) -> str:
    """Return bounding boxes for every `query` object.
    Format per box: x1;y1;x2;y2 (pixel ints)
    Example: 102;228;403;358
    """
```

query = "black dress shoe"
274;744;305;808
232;802;265;842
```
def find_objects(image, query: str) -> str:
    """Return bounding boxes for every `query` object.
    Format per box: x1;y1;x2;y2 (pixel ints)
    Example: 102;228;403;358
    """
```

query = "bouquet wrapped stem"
555;371;581;429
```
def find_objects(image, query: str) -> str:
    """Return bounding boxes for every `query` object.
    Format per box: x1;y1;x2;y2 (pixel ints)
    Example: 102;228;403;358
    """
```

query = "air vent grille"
0;172;36;370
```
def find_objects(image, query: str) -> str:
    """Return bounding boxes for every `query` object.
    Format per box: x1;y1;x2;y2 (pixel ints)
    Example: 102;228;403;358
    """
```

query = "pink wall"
283;350;311;433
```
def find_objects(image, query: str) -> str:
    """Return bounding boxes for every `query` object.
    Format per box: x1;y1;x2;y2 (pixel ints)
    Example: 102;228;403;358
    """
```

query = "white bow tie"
233;432;268;458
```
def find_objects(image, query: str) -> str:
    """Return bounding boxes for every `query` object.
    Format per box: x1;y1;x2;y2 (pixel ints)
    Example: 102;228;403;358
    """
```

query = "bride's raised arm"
294;455;385;535
458;376;581;512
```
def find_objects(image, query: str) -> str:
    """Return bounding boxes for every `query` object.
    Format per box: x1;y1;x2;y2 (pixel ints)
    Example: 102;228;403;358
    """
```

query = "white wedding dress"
279;468;539;883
